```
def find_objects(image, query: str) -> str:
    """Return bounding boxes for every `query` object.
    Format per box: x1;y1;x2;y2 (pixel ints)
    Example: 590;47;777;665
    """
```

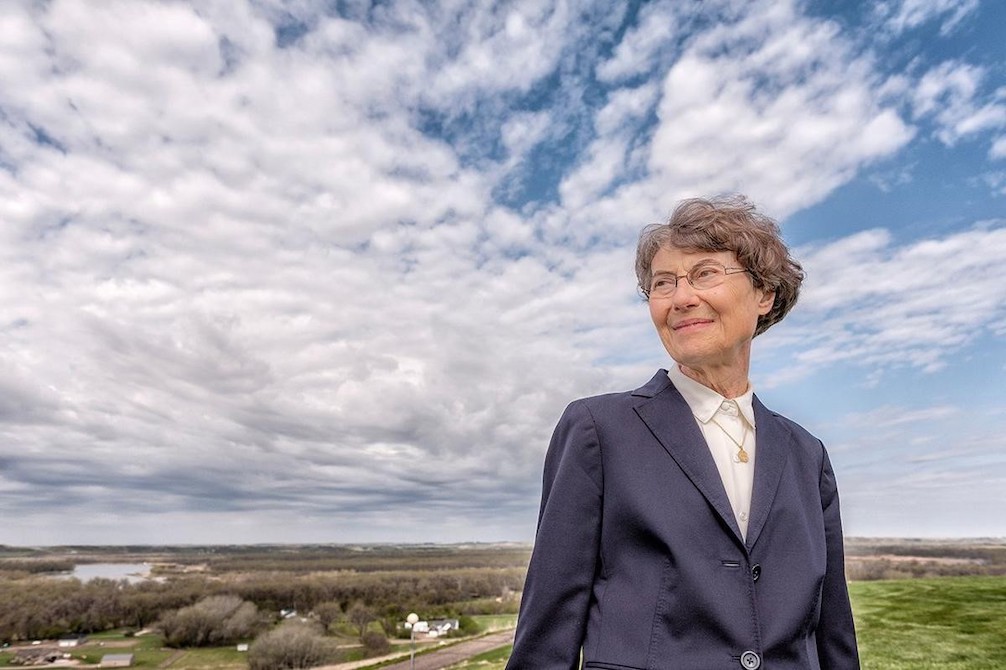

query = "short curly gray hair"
635;194;804;336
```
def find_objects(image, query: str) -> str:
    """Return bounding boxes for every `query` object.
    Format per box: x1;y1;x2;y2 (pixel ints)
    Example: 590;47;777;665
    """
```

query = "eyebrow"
651;258;721;272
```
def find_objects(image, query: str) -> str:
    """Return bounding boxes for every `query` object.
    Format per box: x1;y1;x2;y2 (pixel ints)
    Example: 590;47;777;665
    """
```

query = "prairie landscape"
0;538;1003;669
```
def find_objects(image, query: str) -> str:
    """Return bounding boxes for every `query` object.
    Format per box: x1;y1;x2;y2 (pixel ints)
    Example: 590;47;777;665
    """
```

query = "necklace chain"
709;415;750;464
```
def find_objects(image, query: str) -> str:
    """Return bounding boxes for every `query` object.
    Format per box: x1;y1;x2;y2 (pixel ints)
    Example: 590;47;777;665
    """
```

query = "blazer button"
751;564;761;582
740;650;761;669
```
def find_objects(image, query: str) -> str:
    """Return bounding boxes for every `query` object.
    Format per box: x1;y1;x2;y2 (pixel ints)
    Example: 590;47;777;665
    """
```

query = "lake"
69;562;151;583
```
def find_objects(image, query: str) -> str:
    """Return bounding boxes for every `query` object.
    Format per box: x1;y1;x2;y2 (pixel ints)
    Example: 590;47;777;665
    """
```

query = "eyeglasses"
645;261;750;298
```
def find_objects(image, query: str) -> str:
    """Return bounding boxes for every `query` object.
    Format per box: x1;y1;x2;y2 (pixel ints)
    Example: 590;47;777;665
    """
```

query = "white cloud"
826;400;1004;538
757;223;1006;383
992;136;1006;159
872;0;980;36
838;404;960;430
642;1;910;216
558;83;659;211
431;2;574;98
0;0;1001;543
912;62;1006;147
595;1;679;83
978;170;1006;195
500;111;553;161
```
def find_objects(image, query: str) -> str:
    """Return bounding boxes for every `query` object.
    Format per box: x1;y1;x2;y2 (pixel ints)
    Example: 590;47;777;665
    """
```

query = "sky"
0;0;1003;546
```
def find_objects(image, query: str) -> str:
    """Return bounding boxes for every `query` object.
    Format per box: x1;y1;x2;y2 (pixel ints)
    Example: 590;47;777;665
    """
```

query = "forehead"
651;246;737;270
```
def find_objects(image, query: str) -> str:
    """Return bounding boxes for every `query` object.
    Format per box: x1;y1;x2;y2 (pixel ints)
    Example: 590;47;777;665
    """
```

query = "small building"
431;619;460;634
15;648;60;665
59;634;88;647
101;653;134;667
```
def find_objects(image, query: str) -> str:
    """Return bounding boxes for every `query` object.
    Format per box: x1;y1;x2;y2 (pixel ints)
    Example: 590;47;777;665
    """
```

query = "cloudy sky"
1;0;1003;546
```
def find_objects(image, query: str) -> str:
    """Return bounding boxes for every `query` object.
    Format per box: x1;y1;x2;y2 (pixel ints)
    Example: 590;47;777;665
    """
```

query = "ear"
756;289;775;316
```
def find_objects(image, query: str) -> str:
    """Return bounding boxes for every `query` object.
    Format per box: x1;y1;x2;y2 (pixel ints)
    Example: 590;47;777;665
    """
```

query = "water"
69;562;151;583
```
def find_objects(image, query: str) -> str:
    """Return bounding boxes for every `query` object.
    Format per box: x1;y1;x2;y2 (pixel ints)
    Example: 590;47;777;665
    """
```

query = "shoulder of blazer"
752;395;826;462
631;369;674;398
569;370;676;419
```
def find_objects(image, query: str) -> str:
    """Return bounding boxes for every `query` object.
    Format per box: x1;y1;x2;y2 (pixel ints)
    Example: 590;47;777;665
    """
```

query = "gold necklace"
709;416;750;463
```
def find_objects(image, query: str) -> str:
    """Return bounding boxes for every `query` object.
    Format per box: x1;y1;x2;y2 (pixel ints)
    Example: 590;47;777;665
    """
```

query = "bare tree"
156;595;262;647
311;601;343;630
248;620;340;670
346;601;376;640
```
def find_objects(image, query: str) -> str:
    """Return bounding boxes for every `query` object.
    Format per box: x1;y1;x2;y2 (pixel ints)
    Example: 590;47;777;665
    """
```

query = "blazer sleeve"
507;400;604;670
817;446;861;670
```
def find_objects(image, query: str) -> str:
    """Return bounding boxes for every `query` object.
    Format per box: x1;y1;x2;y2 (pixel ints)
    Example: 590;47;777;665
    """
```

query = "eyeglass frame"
643;262;752;299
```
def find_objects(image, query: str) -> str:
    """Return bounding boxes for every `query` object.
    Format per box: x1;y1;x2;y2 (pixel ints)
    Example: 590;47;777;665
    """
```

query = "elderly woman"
507;195;859;670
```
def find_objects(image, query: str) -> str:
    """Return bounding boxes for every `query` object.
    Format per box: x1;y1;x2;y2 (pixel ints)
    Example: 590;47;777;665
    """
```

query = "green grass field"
470;614;518;632
453;576;1006;670
851;575;1006;669
0;634;248;669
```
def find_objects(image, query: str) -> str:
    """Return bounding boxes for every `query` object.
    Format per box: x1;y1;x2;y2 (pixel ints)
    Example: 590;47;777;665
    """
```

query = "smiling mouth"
673;319;713;331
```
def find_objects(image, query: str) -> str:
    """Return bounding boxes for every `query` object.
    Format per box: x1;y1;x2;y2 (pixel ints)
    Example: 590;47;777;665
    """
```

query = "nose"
671;276;700;309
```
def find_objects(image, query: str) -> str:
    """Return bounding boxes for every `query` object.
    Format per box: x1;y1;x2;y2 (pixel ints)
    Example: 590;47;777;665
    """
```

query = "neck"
677;363;750;399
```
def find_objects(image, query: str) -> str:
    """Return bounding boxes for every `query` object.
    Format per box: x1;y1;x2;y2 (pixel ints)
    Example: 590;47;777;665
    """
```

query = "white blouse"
667;364;757;539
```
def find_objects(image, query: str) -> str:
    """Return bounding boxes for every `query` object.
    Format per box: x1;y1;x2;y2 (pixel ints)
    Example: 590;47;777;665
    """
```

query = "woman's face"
648;246;774;375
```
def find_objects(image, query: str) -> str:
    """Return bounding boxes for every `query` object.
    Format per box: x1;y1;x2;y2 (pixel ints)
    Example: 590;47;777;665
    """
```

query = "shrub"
248;620;340;670
457;615;482;636
361;630;391;655
156;595;262;648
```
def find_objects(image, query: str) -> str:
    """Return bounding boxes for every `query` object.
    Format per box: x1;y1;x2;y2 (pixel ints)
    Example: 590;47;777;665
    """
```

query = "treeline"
845;541;1006;566
844;539;1006;581
0;578;203;641
190;544;532;573
0;566;523;643
230;566;524;611
846;558;1006;581
0;559;75;575
0;543;532;574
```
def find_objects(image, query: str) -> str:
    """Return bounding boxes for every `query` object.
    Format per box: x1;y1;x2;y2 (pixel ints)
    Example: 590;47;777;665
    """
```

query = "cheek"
648;301;668;328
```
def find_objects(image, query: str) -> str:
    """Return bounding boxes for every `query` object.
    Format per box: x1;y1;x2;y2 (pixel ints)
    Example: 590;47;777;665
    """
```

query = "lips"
672;318;713;331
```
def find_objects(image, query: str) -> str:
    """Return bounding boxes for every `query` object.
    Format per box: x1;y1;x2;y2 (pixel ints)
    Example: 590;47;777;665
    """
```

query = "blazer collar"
631;369;675;398
746;396;791;549
633;369;792;551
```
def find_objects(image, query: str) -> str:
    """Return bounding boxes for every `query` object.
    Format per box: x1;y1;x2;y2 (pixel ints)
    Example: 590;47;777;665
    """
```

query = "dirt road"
317;629;514;670
377;629;513;670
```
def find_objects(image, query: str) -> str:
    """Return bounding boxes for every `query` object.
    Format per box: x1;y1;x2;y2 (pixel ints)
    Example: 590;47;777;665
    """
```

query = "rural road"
319;628;515;670
377;629;514;670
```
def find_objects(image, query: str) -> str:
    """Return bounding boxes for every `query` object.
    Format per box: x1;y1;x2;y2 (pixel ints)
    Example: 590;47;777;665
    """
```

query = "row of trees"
845;557;1006;581
0;577;202;641
155;595;455;668
203;545;533;574
0;560;75;574
0;567;522;643
1;585;483;668
151;595;385;668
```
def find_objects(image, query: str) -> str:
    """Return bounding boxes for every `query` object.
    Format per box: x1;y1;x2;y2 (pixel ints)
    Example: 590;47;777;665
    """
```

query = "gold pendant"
737;449;749;463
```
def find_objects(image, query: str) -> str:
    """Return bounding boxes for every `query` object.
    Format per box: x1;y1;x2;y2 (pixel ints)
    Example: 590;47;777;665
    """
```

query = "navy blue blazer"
507;371;859;670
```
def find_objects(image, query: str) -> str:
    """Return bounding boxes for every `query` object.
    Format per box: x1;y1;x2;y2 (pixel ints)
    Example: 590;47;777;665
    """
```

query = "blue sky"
0;0;1003;545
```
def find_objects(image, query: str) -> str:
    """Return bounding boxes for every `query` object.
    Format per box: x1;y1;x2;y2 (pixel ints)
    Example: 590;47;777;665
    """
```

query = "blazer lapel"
744;396;792;549
633;371;744;544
